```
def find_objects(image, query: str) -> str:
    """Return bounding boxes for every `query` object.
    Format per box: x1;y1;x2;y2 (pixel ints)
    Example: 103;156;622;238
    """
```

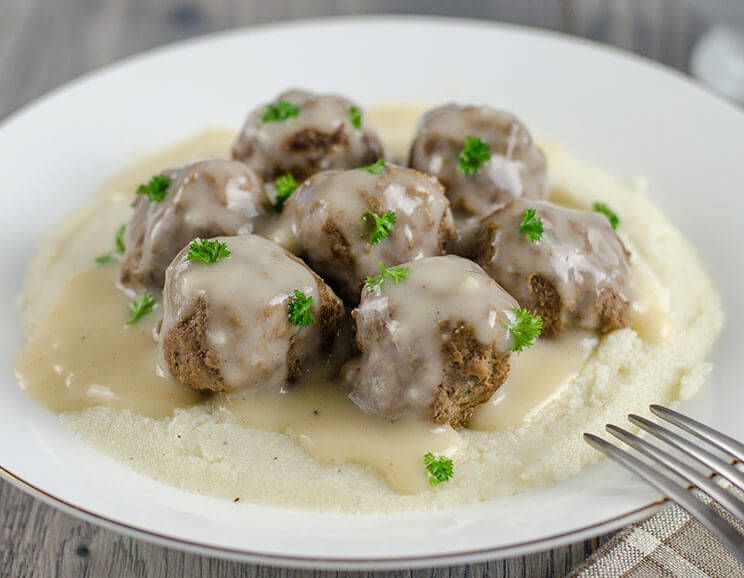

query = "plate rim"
0;465;665;569
0;14;730;569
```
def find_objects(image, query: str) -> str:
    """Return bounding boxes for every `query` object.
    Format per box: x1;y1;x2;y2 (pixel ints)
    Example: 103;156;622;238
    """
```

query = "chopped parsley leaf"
349;106;362;129
361;209;396;244
127;292;155;325
362;158;386;174
458;136;491;175
273;173;298;209
95;224;126;264
505;306;543;352
424;452;454;485
593;202;620;230
519;208;544;242
364;262;410;291
187;238;231;264
136;175;171;203
288;290;315;326
262;100;300;123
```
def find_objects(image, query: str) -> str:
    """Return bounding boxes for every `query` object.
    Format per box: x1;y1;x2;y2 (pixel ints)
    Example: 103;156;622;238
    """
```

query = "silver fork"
584;405;744;563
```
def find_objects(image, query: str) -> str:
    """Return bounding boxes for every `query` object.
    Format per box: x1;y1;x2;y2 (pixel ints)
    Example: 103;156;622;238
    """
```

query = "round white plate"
1;17;742;570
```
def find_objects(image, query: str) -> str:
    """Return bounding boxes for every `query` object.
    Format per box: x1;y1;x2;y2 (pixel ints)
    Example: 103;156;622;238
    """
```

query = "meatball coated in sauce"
232;89;384;182
409;104;548;220
120;159;271;291
465;199;631;335
159;235;345;393
346;255;518;428
284;163;456;302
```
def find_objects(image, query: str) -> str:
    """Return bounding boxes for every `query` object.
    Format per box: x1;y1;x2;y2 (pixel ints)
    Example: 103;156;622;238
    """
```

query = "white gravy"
469;332;598;430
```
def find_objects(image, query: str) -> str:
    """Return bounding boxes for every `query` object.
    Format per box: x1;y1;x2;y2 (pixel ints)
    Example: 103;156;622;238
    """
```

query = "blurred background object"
678;0;744;104
5;0;743;122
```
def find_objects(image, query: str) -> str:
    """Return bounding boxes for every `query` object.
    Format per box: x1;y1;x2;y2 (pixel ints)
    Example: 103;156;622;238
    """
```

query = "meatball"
159;235;345;393
231;89;383;182
409;104;547;220
120;159;271;291
283;163;456;302
345;255;518;427
464;199;631;335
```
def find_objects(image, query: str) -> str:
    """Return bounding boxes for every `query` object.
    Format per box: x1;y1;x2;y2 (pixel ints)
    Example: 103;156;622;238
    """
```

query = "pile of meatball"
119;89;632;428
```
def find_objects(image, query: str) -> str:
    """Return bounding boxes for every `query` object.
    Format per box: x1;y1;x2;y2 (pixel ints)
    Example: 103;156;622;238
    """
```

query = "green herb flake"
136;174;171;203
364;262;411;291
362;158;386;175
424;452;454;485
288;289;315;326
505;306;543;352
458;136;491;175
186;238;231;265
519;208;544;242
273;173;298;209
95;224;126;264
361;210;396;244
349;106;362;129
127;292;156;325
262;100;300;123
593;202;620;230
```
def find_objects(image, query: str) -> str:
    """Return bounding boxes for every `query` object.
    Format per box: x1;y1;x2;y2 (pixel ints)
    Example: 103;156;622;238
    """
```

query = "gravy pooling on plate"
16;97;679;497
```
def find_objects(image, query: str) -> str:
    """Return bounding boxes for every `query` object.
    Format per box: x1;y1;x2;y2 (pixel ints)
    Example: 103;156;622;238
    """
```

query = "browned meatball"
409;104;547;221
283;163;456;302
464;199;631;335
159;235;344;393
345;255;518;427
232;89;383;182
121;159;271;291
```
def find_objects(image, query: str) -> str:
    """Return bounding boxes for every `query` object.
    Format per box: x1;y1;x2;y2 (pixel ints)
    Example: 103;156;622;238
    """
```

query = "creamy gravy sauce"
469;332;598;430
16;265;203;417
15;107;671;495
219;384;461;493
629;265;673;344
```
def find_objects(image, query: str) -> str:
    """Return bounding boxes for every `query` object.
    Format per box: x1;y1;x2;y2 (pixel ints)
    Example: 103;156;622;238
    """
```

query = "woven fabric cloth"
572;502;744;577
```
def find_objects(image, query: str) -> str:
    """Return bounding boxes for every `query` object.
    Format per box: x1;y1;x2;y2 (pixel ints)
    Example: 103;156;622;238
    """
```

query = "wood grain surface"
0;0;709;576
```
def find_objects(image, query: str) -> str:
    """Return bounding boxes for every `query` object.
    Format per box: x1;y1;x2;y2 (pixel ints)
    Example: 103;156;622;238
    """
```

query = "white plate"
1;17;742;570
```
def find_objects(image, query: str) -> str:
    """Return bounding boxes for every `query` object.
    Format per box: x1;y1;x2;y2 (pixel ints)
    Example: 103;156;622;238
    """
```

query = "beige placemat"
572;501;744;577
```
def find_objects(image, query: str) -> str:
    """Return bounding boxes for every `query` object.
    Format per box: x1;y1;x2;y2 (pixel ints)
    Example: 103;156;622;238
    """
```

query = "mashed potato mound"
23;116;723;513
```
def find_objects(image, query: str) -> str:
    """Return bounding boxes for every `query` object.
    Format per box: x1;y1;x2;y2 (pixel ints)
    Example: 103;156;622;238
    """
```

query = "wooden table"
0;1;709;576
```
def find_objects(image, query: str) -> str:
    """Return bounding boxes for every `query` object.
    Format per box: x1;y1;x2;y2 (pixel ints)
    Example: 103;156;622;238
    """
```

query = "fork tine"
584;433;744;564
606;424;744;522
629;414;744;492
650;405;744;463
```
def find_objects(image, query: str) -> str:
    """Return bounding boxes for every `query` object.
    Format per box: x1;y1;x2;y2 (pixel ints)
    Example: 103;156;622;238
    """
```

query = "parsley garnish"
362;158;386;174
361;210;396;244
519;208;544;242
95;224;126;264
288;290;315;326
136;175;171;202
186;238;231;264
424;453;454;485
349;106;362;129
364;262;410;291
458;136;491;175
273;173;298;209
593;202;620;230
262;100;300;123
127;292;155;325
505;307;543;352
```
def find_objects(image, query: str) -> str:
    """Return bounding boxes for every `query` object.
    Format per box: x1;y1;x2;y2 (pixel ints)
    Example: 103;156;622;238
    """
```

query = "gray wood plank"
1;477;612;578
0;0;704;576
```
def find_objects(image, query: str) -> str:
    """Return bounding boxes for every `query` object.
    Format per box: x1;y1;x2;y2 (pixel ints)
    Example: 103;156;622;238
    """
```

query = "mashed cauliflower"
21;107;723;512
